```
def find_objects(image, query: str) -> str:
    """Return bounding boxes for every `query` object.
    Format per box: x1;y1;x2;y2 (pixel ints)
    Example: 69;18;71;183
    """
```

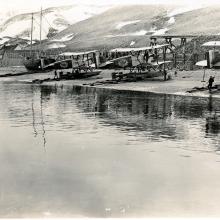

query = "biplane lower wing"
151;60;172;66
43;59;73;69
195;60;208;67
100;55;132;68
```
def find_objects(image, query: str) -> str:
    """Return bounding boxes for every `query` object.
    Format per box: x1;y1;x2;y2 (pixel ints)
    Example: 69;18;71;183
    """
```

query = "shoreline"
1;67;220;99
43;69;220;99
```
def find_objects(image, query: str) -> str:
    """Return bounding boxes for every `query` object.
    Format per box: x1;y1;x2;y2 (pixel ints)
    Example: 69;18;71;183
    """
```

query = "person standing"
208;76;215;91
54;70;58;79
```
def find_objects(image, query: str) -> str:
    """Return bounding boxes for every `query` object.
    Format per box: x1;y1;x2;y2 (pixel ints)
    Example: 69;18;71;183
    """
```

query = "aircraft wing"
152;44;169;49
99;61;114;68
151;60;172;66
46;59;70;66
44;59;72;69
110;44;169;53
106;55;131;62
99;55;131;68
110;47;150;53
58;50;97;56
195;60;207;67
202;41;220;47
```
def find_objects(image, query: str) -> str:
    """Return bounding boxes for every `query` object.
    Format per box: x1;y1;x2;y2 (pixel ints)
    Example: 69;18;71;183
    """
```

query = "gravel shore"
1;67;220;98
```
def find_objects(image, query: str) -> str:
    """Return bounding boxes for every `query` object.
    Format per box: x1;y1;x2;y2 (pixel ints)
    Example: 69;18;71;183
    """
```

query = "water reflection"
206;114;220;134
1;82;220;217
72;86;220;139
1;83;220;146
205;96;220;134
40;90;46;152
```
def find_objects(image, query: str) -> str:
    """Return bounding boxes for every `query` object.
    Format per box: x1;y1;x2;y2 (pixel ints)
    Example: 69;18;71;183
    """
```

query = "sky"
1;0;220;13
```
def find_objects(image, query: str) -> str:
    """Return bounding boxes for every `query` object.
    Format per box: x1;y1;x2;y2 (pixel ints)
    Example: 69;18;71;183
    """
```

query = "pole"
202;68;206;82
173;53;176;68
30;13;34;57
39;7;42;56
163;46;167;81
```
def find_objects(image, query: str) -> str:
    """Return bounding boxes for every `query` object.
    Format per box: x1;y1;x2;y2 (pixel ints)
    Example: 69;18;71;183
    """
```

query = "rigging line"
41;14;55;30
33;17;49;35
39;14;65;56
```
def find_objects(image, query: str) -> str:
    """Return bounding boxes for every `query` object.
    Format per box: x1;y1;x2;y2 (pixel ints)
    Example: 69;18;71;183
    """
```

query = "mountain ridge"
1;4;220;51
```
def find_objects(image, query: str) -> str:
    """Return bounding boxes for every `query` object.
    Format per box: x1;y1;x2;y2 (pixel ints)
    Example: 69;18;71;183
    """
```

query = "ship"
23;9;56;71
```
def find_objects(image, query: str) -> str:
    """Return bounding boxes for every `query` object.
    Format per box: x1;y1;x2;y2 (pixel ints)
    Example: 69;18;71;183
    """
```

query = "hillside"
0;4;111;41
51;5;175;50
2;4;220;51
46;5;220;51
168;7;220;35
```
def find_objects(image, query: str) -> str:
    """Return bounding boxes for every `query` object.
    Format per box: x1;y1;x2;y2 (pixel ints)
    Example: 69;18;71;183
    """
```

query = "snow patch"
152;28;169;36
106;27;169;38
0;37;10;45
115;20;140;30
46;42;66;49
0;5;111;40
0;20;31;39
106;29;147;37
51;34;74;42
132;30;147;36
167;17;175;24
61;5;112;27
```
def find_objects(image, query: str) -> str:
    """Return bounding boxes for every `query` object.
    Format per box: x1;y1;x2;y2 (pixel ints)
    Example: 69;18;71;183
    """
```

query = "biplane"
100;44;172;80
44;50;101;79
196;41;220;68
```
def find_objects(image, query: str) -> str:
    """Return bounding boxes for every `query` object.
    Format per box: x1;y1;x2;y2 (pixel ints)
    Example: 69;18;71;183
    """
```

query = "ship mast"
30;13;34;56
39;7;42;56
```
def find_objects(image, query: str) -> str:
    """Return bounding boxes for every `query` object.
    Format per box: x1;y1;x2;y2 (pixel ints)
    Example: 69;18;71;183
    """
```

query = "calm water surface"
0;82;220;217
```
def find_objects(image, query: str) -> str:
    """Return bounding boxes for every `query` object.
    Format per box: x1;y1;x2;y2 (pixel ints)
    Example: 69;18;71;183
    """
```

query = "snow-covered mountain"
46;4;220;51
46;4;200;50
0;4;112;41
2;3;220;51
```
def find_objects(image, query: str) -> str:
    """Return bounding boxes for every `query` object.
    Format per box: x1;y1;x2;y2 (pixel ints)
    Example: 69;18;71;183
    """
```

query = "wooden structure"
150;35;197;70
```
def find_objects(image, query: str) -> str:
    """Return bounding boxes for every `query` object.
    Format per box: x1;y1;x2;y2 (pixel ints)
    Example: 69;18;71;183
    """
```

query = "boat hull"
23;58;55;71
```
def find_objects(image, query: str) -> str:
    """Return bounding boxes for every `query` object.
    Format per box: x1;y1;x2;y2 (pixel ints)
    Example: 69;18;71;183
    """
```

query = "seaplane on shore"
100;44;172;80
196;41;220;68
43;50;101;79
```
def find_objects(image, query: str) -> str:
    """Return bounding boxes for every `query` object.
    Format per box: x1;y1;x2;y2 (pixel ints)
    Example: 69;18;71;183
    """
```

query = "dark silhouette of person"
54;70;58;79
208;76;215;91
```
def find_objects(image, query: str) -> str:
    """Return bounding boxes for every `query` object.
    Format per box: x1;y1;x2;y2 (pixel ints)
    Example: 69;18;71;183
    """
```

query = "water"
0;82;220;217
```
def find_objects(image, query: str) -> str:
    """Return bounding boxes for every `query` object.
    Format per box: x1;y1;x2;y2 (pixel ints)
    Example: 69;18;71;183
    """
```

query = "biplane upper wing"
151;60;172;66
99;55;131;68
202;41;220;47
110;44;169;53
58;50;98;56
